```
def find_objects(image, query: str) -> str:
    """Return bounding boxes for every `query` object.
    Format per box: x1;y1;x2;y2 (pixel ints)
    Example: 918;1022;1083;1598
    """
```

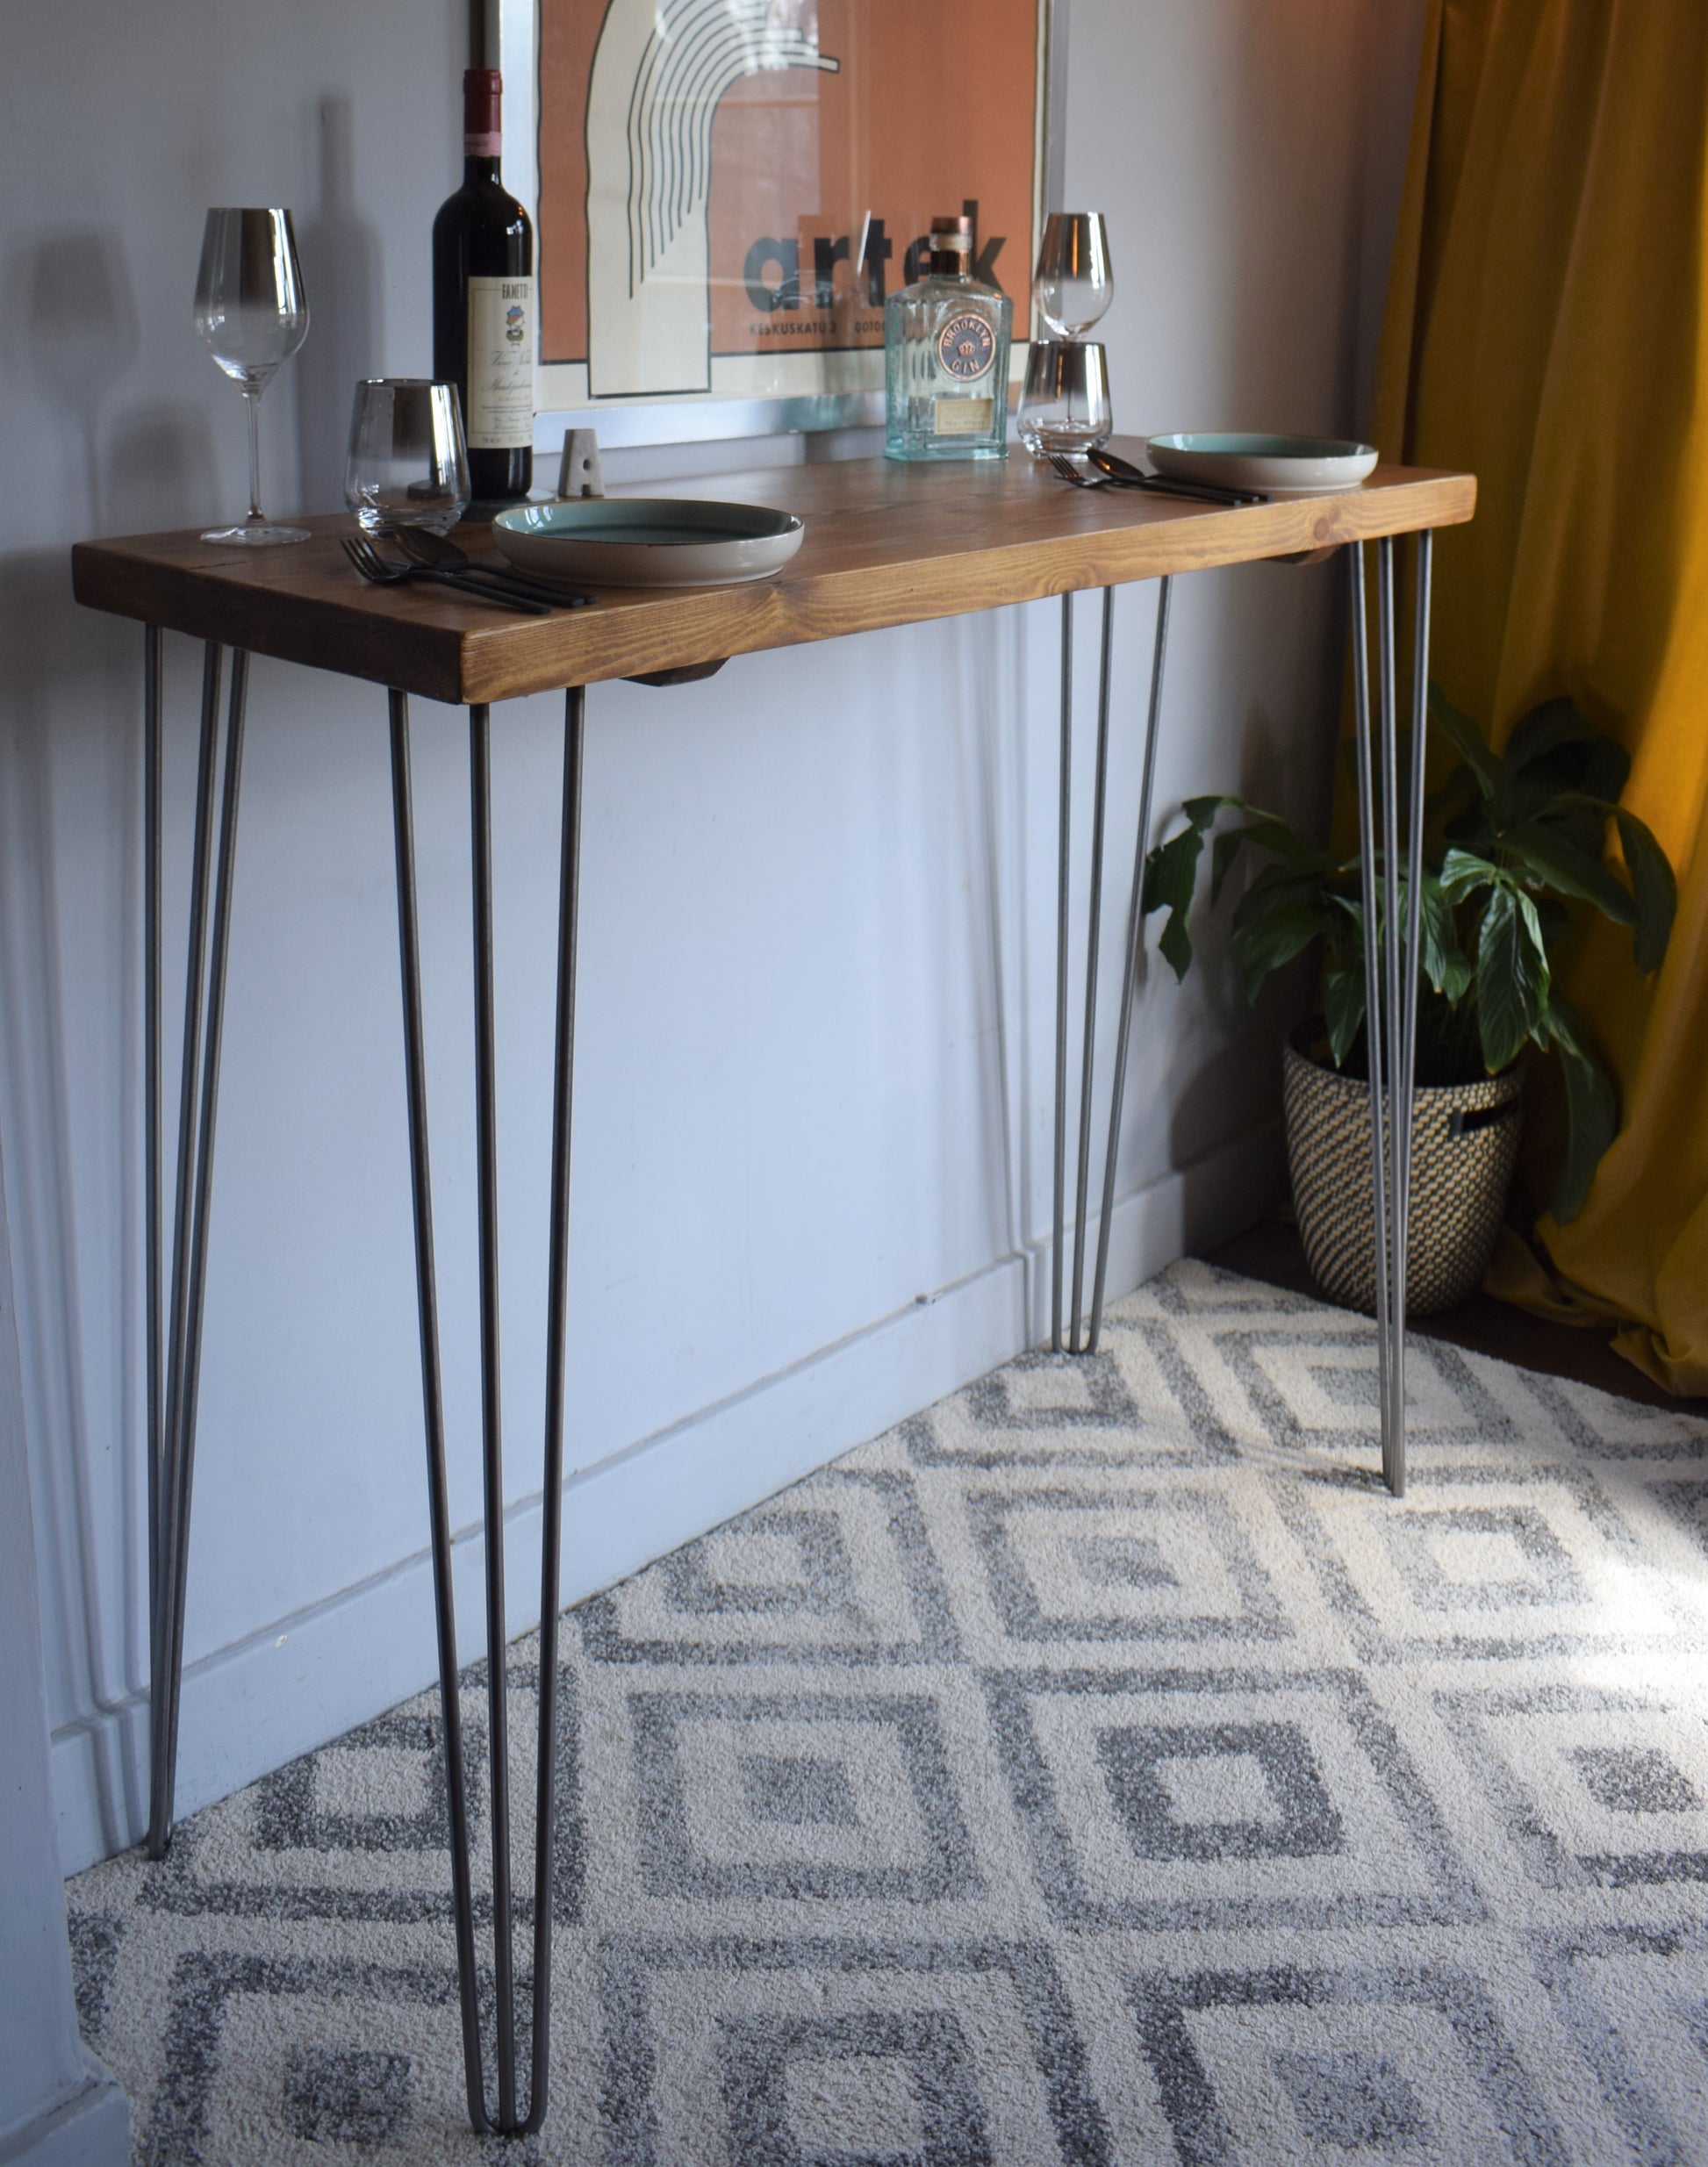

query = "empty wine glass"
1033;212;1113;340
194;207;311;545
1019;340;1113;455
345;380;470;535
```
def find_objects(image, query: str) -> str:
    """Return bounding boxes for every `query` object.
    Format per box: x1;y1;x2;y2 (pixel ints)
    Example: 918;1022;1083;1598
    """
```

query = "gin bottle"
885;214;1012;461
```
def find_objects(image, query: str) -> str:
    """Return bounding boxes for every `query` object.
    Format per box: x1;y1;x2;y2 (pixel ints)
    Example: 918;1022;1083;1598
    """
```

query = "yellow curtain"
1371;0;1708;1394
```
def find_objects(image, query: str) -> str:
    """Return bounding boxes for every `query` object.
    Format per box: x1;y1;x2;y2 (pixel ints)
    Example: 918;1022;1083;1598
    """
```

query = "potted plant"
1142;692;1676;1314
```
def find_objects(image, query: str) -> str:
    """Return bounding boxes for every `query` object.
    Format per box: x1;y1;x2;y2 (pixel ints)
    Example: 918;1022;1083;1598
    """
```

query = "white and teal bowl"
492;498;805;588
1146;433;1379;493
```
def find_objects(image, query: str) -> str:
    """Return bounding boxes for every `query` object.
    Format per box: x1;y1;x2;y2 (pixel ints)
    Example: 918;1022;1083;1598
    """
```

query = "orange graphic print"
537;0;1039;400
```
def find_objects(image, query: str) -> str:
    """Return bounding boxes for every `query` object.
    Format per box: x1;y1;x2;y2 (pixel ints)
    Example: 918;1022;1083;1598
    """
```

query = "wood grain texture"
72;441;1475;707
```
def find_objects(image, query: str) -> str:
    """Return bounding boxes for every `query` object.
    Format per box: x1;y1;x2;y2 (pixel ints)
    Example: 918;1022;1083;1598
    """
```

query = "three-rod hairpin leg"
146;635;249;1860
388;685;583;2135
1047;538;1435;1497
1050;578;1173;1358
1348;534;1432;1496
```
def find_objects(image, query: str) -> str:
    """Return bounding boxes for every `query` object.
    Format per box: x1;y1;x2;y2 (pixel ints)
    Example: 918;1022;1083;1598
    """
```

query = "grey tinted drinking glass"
345;380;470;535
194;207;311;544
1019;340;1112;456
1033;212;1112;340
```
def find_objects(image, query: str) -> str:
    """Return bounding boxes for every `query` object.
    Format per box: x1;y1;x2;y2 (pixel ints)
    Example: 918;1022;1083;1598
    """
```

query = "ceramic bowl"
492;498;805;588
1145;433;1379;493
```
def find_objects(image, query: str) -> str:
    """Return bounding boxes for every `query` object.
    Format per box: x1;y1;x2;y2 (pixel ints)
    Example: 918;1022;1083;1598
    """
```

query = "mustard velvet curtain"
1371;0;1708;1393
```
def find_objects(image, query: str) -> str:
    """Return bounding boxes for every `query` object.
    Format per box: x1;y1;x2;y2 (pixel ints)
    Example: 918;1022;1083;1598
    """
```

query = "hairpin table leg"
147;640;248;1858
1067;591;1116;1353
1085;574;1173;1355
1051;592;1073;1353
387;685;584;2135
1348;535;1432;1496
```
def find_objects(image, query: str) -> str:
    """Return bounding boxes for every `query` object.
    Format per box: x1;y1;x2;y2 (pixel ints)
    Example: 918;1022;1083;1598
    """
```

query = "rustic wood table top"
71;441;1475;708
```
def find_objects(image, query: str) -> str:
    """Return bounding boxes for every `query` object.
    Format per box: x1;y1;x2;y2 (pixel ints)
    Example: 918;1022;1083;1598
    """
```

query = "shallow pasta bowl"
492;498;805;588
1146;433;1379;493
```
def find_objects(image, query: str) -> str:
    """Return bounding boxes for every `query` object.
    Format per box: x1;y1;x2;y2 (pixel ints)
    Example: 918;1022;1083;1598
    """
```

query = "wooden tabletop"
71;441;1475;708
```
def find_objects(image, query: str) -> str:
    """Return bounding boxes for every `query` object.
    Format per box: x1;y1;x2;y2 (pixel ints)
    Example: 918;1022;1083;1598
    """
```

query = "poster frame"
500;0;1066;448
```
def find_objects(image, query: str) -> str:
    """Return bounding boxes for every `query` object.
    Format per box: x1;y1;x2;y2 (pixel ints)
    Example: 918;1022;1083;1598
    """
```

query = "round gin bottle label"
937;312;996;382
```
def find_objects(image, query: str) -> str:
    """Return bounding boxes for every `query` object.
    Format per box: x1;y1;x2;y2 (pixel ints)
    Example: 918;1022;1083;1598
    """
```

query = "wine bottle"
432;68;534;506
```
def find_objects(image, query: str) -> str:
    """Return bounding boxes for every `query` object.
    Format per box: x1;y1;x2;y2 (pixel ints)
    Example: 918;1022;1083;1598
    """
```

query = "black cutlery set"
1046;443;1269;506
341;527;593;611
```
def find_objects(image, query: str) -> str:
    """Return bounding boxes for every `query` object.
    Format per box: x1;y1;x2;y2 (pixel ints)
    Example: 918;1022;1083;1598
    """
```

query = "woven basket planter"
1281;1036;1523;1317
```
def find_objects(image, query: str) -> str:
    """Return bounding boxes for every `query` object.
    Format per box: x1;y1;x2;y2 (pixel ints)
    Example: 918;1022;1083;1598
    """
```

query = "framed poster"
499;0;1062;445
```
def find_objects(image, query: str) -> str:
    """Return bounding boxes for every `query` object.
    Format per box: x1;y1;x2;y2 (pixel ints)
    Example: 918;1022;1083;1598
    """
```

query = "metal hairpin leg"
388;685;584;2135
1048;579;1174;1359
146;636;248;1860
1051;594;1073;1352
1084;575;1173;1354
1067;592;1116;1353
1348;535;1433;1495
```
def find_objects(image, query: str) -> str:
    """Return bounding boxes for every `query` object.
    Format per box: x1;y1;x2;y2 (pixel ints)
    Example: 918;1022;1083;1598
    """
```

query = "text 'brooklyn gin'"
885;214;1012;461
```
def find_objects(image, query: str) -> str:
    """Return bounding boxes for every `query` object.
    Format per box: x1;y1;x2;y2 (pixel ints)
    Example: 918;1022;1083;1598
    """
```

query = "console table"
72;445;1475;2134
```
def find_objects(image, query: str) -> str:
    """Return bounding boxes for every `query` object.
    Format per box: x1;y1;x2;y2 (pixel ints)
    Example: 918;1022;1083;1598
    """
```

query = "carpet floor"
68;1263;1708;2164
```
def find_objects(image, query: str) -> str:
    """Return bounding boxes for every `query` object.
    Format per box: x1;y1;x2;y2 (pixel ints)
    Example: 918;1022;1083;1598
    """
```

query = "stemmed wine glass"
1033;212;1113;339
1022;213;1115;456
194;208;311;545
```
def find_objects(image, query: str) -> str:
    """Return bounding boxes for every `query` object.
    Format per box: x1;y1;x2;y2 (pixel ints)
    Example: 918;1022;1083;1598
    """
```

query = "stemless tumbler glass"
344;380;470;535
1019;341;1113;456
194;207;311;545
1033;212;1113;340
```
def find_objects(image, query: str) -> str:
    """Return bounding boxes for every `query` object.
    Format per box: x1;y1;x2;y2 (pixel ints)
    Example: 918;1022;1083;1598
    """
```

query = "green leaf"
1545;998;1619;1223
1417;878;1473;1001
1324;964;1366;1067
1499;817;1638;926
1475;884;1549;1072
1229;895;1324;1004
1614;807;1676;973
1209;820;1324;906
1439;847;1500;903
1429;683;1503;797
1425;761;1481;826
1503;695;1597;774
1533;893;1571;950
1513;886;1552;991
1143;823;1210;981
1582;735;1633;806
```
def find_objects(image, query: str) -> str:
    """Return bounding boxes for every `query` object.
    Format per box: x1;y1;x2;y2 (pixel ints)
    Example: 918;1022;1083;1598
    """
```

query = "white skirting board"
51;1120;1281;1874
0;2057;128;2167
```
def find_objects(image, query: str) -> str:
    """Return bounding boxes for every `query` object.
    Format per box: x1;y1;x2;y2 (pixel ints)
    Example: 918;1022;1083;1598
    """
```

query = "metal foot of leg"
1349;535;1432;1496
147;639;248;1859
389;686;583;2135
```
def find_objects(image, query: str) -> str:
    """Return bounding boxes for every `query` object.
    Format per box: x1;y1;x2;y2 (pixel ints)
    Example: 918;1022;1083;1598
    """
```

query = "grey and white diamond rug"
68;1264;1708;2163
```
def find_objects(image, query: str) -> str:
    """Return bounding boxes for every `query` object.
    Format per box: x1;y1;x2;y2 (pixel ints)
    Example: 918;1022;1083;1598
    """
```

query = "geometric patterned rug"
67;1263;1708;2163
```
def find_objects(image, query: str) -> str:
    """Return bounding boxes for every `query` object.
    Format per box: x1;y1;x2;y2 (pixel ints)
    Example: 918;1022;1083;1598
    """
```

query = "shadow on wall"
0;226;220;538
0;542;143;1854
0;222;203;1853
295;94;383;517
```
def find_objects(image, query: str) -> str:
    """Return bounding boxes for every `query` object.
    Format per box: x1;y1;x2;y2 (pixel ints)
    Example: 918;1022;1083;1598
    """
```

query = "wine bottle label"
464;129;501;156
464;276;534;449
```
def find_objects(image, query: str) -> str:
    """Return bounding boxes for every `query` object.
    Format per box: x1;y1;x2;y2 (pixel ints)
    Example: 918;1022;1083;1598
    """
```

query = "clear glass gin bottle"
885;214;1012;461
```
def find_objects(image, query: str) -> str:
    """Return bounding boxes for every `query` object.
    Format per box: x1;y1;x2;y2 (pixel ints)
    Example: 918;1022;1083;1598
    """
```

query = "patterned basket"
1281;1037;1523;1317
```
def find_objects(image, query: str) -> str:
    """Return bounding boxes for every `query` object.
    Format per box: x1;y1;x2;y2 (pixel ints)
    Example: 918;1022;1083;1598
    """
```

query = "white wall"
0;0;1425;1875
0;1126;127;2162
